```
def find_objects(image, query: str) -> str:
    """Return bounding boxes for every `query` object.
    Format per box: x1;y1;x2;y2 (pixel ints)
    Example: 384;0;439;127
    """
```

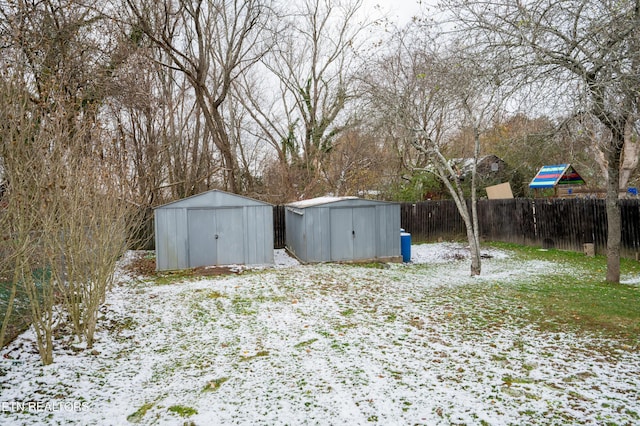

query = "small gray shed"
154;190;273;270
285;196;401;263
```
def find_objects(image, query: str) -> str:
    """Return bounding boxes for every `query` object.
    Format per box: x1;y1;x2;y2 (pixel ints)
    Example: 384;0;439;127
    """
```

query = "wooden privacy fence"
399;198;640;258
272;199;640;256
274;205;286;249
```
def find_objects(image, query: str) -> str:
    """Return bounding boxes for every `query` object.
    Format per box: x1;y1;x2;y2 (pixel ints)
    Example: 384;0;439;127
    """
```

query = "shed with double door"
154;190;273;270
285;196;401;264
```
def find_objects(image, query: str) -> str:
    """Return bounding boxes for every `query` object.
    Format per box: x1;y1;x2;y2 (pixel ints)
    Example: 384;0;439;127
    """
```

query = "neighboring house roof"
452;154;505;176
529;164;586;189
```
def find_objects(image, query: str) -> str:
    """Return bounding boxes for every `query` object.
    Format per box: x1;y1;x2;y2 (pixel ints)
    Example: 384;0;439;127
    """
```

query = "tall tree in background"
105;43;219;246
444;0;640;283
0;0;121;145
126;0;273;193
237;0;369;199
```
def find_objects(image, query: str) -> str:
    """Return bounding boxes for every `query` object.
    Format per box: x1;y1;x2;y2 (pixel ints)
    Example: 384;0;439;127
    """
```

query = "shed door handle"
215;234;219;240
352;230;355;238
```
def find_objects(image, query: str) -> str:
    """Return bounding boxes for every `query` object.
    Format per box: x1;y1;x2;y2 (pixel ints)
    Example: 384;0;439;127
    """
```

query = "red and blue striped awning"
529;164;586;189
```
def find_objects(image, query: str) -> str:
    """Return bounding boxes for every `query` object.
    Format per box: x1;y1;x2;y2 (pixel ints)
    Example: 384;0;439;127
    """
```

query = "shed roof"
529;164;586;189
154;189;272;209
287;196;394;209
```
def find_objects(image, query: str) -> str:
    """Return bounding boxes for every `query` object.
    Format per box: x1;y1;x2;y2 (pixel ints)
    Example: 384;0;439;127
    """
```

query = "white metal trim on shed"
154;190;274;270
285;196;401;264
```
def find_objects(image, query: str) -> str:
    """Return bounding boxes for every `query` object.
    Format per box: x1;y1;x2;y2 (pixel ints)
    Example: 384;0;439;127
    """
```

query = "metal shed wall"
285;197;401;263
154;190;273;270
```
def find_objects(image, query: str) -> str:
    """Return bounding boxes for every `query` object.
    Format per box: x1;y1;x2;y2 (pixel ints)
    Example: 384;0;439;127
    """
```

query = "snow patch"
0;243;637;425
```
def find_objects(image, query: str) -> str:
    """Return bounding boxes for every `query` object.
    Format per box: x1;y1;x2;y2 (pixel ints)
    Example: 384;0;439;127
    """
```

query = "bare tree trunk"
605;129;625;283
427;146;482;277
469;125;482;276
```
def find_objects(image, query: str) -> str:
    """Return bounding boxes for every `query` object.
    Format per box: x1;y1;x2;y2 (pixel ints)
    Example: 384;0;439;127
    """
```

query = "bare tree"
0;79;65;364
321;130;391;196
443;0;640;282
44;146;137;349
105;44;220;247
236;0;370;199
0;79;45;352
125;0;273;193
1;0;143;360
365;24;511;275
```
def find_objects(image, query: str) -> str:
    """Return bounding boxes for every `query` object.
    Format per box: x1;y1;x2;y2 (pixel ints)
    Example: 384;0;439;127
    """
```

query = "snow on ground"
274;249;301;268
1;243;639;425
408;242;509;264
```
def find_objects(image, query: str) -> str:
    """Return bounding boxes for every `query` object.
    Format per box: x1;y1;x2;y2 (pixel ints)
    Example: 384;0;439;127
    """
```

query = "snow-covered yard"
1;243;638;425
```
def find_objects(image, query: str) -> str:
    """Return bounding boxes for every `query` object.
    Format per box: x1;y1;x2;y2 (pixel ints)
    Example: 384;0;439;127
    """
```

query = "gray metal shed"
154;190;273;270
285;196;401;263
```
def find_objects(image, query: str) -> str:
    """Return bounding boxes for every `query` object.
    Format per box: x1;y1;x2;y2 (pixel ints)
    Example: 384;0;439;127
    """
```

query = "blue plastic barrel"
400;232;411;263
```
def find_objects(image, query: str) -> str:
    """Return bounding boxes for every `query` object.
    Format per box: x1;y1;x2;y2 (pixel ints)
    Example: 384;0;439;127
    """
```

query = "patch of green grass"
334;323;357;331
443;243;640;346
502;375;534;386
109;316;136;332
127;402;154;423
343;262;388;269
489;241;640;276
240;350;269;362
231;297;256;315
152;270;200;285
626;409;639;419
508;271;640;341
192;289;225;299
167;405;197;417
203;377;228;392
294;338;318;348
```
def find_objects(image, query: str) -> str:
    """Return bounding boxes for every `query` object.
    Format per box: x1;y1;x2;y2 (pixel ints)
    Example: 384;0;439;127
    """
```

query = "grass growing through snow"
3;243;639;425
447;242;640;346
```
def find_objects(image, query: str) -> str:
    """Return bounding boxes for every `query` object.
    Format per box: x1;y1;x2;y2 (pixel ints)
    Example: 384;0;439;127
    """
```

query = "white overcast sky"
361;0;432;25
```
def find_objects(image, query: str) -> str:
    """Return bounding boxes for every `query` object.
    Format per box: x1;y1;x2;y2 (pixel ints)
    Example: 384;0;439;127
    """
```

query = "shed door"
330;207;376;261
188;209;218;267
353;207;376;259
187;208;245;267
215;207;245;265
